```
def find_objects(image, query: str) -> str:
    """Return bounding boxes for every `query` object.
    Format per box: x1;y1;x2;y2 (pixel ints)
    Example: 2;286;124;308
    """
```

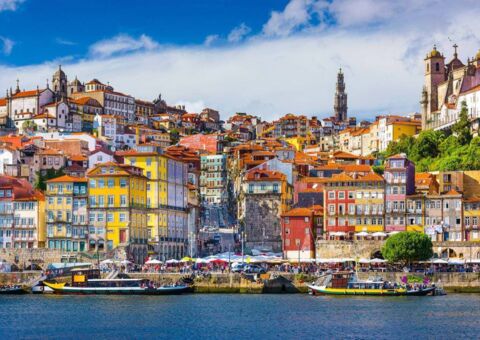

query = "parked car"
244;265;266;274
231;262;247;273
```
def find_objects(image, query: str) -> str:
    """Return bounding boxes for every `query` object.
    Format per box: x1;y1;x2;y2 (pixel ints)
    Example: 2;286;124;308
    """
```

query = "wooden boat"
0;286;28;295
43;269;190;295
308;272;435;296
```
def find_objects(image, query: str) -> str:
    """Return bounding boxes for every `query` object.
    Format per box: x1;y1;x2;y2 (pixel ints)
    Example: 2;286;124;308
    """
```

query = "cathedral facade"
421;45;480;134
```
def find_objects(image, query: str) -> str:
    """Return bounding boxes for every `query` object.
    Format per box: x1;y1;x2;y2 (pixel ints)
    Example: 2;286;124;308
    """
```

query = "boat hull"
308;285;407;296
0;288;28;295
308;285;435;296
43;282;190;295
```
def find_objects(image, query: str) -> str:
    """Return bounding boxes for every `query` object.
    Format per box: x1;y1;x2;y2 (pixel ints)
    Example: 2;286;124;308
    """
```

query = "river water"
0;294;479;339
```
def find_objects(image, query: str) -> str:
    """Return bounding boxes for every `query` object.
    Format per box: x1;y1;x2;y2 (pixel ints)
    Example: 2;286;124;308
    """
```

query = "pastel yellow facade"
354;188;385;233
464;200;480;241
124;152;169;244
45;175;88;252
391;122;420;140
87;162;148;262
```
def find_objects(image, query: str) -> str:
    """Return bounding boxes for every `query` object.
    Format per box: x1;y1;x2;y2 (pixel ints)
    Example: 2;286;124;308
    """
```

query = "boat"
43;269;191;295
0;285;28;295
307;271;435;296
31;282;54;294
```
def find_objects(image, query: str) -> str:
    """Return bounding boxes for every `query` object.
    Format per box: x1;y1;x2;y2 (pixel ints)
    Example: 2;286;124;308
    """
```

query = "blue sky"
1;0;480;120
0;0;289;66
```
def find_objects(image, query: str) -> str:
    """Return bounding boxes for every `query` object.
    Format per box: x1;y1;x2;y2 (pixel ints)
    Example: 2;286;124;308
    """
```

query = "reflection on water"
0;294;479;339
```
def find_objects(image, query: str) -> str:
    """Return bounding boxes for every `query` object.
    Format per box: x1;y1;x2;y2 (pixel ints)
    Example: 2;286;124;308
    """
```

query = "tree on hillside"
411;130;445;160
452;100;472;146
385;134;415;158
170;128;180;145
381;232;433;265
35;168;65;191
22;120;37;134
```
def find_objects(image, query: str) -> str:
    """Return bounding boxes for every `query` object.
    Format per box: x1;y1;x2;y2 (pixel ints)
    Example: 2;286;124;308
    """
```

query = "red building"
281;205;323;261
323;173;357;239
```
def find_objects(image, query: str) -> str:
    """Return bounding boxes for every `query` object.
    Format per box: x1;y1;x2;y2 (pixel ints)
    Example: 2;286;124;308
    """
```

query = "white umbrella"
355;232;369;237
100;259;114;265
388;231;400;235
372;232;387;237
433;259;448;264
165;259;179;264
120;260;132;265
146;259;163;265
358;258;371;264
370;258;387;263
448;259;465;265
195;258;208;264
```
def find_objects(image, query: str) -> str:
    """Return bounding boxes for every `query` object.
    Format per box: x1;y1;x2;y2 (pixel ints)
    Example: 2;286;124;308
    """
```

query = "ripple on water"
0;294;479;339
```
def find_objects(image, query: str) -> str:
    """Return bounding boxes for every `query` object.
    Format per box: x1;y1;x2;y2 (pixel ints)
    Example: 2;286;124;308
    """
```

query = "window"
273;183;279;193
120;195;127;206
338;191;345;199
107;213;113;222
120;179;127;188
120;213;126;222
328;191;335;199
89;179;96;188
107;179;114;188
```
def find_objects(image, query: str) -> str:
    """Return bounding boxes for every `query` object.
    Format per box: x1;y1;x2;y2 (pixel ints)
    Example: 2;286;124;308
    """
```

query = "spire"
15;79;20;94
46;78;49;89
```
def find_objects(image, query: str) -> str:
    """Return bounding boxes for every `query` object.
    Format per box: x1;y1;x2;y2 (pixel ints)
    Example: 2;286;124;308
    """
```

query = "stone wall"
316;240;480;260
244;193;282;252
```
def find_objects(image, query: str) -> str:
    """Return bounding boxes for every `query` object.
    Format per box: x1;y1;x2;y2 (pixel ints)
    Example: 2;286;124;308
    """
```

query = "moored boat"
0;285;28;295
308;271;435;297
43;269;190;295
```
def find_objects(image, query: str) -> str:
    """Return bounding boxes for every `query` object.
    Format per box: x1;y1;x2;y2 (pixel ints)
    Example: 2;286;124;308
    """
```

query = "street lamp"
241;231;247;264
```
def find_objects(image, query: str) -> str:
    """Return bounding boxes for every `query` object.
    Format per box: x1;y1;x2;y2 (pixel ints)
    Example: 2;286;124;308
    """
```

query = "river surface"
0;293;479;339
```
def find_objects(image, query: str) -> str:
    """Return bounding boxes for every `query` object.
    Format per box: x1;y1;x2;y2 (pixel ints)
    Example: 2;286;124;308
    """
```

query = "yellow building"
122;147;168;253
46;175;88;252
406;194;425;232
353;173;385;233
464;198;480;241
87;162;148;263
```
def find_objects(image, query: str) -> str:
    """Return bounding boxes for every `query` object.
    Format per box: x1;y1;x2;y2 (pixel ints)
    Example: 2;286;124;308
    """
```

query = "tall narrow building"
334;68;348;122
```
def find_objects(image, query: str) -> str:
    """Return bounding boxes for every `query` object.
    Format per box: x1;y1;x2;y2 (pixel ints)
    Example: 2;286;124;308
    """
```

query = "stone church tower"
52;65;68;100
421;45;446;130
334;68;348;122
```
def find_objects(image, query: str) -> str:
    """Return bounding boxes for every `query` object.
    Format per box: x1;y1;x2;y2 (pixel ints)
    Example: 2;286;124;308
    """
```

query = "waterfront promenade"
4;270;480;293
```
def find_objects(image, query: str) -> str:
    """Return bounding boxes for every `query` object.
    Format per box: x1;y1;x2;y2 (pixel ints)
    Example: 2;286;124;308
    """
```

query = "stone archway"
371;250;384;259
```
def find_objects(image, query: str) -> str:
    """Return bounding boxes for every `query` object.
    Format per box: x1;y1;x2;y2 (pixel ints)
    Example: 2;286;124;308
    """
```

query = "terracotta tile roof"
245;169;286;181
46;175;87;183
12;89;45;98
0;98;6;106
281;207;314;217
69;155;87;161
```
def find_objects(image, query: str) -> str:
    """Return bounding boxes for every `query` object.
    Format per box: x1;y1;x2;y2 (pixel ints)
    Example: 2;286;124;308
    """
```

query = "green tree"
381;232;433;265
372;165;384;175
35;168;65;191
452;100;472;146
22;120;37;134
385;134;415;157
410;130;444;160
170;128;180;145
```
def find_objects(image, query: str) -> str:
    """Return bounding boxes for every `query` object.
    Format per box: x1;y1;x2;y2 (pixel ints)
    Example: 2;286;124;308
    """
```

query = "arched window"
435;62;440;72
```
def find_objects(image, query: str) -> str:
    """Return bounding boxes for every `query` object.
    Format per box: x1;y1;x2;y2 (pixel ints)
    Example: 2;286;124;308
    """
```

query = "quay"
3;271;480;293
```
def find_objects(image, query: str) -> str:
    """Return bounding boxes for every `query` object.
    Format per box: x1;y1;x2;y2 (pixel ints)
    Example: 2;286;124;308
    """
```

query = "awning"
372;232;387;237
355;232;369;237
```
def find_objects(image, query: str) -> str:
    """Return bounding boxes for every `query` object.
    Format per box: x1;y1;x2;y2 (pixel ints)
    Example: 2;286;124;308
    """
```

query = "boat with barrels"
43;269;190;295
308;271;435;296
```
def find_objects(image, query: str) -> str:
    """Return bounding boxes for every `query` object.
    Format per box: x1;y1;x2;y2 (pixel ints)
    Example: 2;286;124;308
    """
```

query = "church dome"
428;45;442;58
53;65;66;79
70;76;82;86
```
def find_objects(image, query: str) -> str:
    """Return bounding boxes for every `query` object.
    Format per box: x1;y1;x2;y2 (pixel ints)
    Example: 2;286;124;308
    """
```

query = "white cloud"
1;0;480;123
204;34;219;47
0;36;14;55
262;0;314;37
0;0;24;12
175;100;206;114
55;38;76;46
89;34;159;58
227;23;251;43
